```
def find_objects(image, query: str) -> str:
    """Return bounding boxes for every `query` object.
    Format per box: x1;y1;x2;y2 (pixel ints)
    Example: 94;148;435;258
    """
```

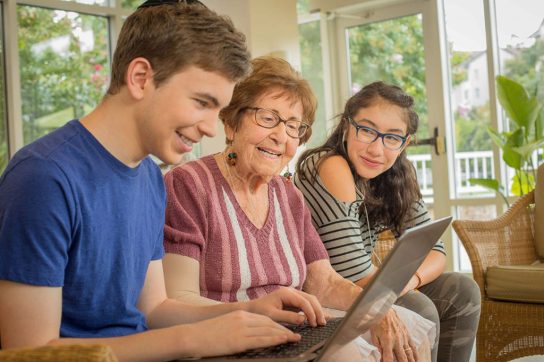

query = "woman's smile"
256;146;282;159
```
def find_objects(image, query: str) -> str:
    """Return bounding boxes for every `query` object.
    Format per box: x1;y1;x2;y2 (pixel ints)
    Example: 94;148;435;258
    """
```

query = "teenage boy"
0;1;325;360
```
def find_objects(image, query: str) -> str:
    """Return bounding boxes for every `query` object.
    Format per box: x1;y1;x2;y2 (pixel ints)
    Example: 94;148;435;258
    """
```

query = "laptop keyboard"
227;317;343;359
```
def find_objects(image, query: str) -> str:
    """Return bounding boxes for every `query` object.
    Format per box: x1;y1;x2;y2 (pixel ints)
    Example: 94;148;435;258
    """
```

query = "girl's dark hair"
296;81;421;234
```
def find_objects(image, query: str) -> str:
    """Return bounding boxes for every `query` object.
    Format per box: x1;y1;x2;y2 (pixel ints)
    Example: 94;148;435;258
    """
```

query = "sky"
444;0;544;51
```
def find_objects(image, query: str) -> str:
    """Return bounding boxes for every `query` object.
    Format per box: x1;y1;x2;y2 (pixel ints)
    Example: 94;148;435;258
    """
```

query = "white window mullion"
4;0;24;157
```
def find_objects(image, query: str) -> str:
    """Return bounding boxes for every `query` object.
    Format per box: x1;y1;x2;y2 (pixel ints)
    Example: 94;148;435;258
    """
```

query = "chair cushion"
0;344;118;361
486;262;544;303
534;164;544;259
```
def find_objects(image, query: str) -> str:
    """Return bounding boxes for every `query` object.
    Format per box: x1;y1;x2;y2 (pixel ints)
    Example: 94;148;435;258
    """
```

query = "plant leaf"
496;75;541;129
536;111;544;140
512;139;544;161
487;127;505;148
505;128;524;148
510;171;535;196
501;130;524;168
468;178;500;192
502;144;522;168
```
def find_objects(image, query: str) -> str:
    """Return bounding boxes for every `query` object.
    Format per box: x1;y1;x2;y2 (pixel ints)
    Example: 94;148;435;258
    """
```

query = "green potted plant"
469;75;544;206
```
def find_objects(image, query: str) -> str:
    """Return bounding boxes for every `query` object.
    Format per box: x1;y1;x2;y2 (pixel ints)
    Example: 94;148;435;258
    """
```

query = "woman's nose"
270;122;289;143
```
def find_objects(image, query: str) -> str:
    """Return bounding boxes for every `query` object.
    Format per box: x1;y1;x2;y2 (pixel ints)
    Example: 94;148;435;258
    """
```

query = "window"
0;4;8;173
17;6;110;144
298;17;327;148
297;0;328;149
496;0;544;96
443;0;494;271
495;0;544;194
2;0;131;160
122;0;141;10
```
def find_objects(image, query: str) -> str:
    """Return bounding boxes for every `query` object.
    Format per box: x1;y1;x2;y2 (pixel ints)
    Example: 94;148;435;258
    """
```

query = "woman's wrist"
414;271;423;289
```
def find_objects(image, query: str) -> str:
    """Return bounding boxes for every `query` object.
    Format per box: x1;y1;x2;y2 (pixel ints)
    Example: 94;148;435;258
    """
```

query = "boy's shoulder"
7;120;83;171
1;121;83;183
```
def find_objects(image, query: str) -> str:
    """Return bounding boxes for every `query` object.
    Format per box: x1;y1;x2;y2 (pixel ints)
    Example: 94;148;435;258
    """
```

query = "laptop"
183;216;452;362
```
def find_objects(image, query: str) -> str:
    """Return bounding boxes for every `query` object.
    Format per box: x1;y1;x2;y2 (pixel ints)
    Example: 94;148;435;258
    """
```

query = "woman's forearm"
416;250;446;287
303;260;361;311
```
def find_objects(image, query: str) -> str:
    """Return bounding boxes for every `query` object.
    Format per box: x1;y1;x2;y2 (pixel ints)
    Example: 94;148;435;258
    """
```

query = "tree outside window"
17;6;110;144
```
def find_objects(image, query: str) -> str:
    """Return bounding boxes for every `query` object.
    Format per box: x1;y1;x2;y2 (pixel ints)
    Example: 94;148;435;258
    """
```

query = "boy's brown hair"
107;2;251;95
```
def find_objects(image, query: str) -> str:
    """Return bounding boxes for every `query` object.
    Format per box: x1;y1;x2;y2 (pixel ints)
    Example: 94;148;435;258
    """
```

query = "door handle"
410;127;445;156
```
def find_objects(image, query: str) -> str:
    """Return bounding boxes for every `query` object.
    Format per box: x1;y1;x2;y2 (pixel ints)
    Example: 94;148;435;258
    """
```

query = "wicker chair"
0;344;118;361
453;189;544;362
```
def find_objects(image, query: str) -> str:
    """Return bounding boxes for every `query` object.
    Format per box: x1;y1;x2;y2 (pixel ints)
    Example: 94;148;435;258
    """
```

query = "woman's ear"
224;123;235;145
125;57;154;100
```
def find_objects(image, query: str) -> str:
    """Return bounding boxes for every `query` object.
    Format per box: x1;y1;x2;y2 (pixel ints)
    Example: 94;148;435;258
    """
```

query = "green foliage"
469;76;544;203
299;20;327;148
122;0;142;10
296;0;310;15
18;6;110;144
455;104;492;152
503;37;544;100
347;15;429;148
450;50;471;87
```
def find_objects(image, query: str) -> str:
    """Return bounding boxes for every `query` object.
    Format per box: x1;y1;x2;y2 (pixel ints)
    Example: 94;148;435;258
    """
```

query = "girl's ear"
400;134;411;152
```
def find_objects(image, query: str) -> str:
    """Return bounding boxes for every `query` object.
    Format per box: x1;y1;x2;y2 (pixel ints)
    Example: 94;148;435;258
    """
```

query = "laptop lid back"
316;216;452;361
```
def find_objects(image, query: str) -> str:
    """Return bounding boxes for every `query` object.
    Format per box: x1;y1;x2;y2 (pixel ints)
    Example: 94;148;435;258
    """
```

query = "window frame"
2;0;133;157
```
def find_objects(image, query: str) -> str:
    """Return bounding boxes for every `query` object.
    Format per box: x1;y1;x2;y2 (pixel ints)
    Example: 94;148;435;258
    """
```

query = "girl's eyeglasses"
347;117;409;151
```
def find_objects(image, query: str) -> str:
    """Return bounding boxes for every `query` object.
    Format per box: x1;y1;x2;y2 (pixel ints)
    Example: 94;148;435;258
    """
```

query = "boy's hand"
180;310;300;358
245;287;326;327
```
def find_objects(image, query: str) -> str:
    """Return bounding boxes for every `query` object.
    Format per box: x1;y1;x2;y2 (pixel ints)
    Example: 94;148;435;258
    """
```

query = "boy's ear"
125;57;154;99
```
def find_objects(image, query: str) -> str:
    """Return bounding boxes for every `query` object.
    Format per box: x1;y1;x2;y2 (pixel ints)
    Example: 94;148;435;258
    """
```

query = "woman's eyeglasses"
347;117;408;151
246;107;310;139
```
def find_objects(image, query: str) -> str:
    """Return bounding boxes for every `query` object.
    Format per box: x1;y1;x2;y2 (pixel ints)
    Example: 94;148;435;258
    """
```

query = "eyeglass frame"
244;107;310;139
347;117;409;151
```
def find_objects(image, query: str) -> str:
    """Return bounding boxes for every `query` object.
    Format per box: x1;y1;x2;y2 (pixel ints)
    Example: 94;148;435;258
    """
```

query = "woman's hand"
370;308;418;362
179;310;301;358
245;287;326;326
400;275;420;297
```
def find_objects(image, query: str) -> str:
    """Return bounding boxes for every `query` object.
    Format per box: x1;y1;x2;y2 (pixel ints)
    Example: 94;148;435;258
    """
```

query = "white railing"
408;150;495;196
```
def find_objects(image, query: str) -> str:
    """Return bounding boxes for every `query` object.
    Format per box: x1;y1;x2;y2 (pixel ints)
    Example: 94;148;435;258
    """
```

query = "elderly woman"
162;57;434;361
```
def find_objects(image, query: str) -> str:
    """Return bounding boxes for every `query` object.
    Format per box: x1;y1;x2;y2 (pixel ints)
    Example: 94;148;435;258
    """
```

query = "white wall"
199;0;300;156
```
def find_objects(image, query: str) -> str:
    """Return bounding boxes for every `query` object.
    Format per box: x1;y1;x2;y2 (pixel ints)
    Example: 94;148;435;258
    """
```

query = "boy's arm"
0;280;62;348
0;279;300;361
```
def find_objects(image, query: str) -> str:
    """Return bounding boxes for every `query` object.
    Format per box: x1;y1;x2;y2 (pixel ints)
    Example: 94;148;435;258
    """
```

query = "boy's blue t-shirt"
0;120;166;338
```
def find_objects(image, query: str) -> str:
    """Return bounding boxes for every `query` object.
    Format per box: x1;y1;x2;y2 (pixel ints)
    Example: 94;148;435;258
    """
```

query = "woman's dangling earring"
283;165;293;183
227;152;237;166
225;136;237;167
